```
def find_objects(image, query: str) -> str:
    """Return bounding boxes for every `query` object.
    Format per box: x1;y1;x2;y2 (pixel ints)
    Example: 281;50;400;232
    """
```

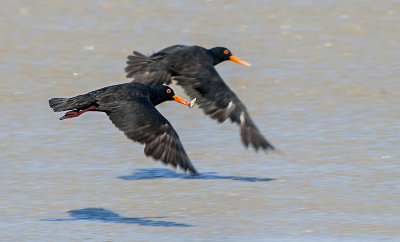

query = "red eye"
166;89;171;93
224;50;229;55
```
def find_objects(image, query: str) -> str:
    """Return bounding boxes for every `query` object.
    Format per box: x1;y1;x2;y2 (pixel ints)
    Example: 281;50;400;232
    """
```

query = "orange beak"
230;56;251;66
173;95;196;108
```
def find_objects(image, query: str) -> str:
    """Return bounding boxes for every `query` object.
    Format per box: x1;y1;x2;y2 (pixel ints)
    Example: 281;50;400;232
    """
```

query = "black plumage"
49;82;197;174
125;45;274;151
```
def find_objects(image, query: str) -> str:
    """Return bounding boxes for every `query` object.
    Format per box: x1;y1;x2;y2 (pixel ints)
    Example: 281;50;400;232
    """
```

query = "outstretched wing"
106;100;197;174
175;64;275;152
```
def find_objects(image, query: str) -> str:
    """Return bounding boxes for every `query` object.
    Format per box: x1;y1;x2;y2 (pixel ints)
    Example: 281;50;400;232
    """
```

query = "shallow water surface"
0;0;399;241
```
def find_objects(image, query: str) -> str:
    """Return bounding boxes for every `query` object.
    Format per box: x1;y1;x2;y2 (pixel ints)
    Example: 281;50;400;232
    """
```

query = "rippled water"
1;0;399;241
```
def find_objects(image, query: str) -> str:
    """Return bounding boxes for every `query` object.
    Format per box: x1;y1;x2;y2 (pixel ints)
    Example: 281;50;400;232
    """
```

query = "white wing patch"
225;101;235;117
227;101;234;110
240;112;245;124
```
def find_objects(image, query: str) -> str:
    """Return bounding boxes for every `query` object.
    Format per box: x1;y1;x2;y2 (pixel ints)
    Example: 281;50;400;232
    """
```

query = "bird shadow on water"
118;168;275;182
42;208;193;227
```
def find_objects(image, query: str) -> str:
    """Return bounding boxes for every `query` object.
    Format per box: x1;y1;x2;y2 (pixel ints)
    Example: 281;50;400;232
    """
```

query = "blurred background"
0;0;399;241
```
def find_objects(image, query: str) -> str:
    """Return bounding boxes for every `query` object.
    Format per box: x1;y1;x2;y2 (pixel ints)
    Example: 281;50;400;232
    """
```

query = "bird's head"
208;47;251;66
150;85;196;108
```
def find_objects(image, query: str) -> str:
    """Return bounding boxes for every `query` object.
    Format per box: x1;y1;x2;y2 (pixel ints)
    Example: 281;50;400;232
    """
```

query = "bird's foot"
59;105;98;120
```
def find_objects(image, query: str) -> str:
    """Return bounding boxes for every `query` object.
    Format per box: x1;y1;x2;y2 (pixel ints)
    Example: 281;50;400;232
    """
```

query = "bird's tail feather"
49;98;70;112
49;93;95;112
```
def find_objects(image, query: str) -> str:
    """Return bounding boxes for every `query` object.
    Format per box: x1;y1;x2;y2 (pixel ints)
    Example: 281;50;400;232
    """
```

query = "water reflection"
118;168;275;182
43;208;193;227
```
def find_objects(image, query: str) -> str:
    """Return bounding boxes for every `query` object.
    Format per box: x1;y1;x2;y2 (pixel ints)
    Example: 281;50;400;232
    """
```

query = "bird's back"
90;82;150;109
154;45;212;73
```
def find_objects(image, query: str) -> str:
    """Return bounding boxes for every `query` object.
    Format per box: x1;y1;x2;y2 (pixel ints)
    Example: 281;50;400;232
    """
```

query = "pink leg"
60;105;98;120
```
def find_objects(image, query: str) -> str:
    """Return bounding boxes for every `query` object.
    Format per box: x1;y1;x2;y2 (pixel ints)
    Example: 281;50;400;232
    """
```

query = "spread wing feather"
106;100;197;174
175;65;275;151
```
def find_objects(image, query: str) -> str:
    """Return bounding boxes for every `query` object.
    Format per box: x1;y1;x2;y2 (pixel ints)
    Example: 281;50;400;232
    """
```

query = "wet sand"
0;1;399;241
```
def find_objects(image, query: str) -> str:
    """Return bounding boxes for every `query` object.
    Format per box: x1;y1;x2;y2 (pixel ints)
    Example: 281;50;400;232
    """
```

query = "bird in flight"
125;45;274;152
49;82;197;174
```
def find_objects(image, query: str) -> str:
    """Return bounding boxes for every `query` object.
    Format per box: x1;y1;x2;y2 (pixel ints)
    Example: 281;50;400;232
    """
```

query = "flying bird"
125;45;274;152
49;82;197;174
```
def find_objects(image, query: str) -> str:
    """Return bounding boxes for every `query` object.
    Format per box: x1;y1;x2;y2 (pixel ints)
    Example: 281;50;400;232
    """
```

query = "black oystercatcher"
125;45;274;151
49;82;197;174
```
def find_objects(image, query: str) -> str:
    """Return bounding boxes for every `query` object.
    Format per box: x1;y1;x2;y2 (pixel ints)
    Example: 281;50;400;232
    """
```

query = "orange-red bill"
173;95;196;108
230;56;251;66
